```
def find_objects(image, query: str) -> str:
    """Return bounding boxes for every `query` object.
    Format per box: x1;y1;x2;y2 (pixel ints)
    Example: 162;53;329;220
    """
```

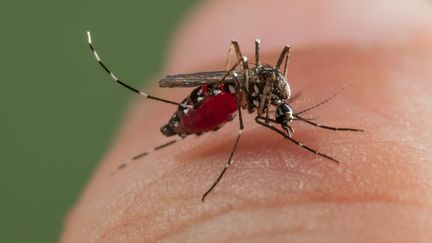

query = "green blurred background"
0;1;198;242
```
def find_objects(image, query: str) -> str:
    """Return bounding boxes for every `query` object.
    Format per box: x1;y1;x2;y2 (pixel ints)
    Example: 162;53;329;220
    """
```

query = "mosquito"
86;31;363;202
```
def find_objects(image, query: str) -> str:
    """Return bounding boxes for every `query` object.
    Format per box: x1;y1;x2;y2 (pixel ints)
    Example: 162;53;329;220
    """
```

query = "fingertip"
63;1;432;242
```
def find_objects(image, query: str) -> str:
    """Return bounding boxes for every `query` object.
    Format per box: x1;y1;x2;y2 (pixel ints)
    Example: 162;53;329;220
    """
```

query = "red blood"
178;90;237;134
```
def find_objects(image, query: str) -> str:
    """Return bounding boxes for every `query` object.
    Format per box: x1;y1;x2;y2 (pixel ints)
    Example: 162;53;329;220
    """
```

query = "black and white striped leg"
295;115;364;132
295;87;346;115
275;45;291;77
255;116;339;164
110;137;182;175
86;31;187;107
202;75;245;202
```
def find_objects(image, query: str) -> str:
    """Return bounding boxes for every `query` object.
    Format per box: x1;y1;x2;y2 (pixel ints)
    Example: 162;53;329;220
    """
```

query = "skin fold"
62;0;432;242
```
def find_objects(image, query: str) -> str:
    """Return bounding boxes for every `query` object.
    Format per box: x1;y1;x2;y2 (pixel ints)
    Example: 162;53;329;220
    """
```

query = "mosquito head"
275;103;294;125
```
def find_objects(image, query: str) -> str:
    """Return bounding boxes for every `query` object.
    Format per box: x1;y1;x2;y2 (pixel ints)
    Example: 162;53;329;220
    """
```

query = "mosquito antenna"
295;86;346;115
110;138;182;175
86;31;189;108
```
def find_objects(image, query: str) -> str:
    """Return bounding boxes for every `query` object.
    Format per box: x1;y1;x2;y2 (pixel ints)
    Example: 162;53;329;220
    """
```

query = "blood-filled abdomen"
160;85;238;137
179;91;237;134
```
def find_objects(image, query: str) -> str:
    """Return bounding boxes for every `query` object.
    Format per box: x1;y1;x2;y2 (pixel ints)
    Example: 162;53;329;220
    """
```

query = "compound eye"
280;103;292;113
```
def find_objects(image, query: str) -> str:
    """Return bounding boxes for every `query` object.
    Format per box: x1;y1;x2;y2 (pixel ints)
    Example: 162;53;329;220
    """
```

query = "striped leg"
255;116;339;164
86;31;188;108
201;73;245;202
110;137;182;175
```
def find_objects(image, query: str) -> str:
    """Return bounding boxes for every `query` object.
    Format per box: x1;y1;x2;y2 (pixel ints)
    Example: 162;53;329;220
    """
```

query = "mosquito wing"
159;71;237;88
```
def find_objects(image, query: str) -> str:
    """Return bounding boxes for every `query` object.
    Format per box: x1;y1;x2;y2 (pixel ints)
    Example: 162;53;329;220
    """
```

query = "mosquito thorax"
274;72;291;101
275;103;294;125
255;66;291;101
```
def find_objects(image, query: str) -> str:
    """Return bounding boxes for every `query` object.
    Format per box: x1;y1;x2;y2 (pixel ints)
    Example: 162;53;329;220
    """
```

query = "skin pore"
62;0;432;242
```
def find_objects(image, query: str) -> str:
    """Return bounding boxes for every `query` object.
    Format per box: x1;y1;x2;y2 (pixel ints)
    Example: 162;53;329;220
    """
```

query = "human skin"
62;0;432;242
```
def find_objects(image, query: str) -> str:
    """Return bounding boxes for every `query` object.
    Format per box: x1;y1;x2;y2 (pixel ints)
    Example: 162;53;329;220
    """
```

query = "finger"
62;0;432;242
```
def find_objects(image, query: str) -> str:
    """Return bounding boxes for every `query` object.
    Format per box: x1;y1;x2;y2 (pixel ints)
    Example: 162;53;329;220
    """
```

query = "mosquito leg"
294;115;364;132
202;76;245;202
275;45;291;77
264;88;273;123
232;40;243;65
255;39;261;67
283;46;290;77
241;56;250;93
224;41;234;71
110;137;182;175
264;100;270;123
255;116;339;164
223;40;249;93
230;41;249;93
258;78;273;118
224;40;244;71
86;31;187;107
